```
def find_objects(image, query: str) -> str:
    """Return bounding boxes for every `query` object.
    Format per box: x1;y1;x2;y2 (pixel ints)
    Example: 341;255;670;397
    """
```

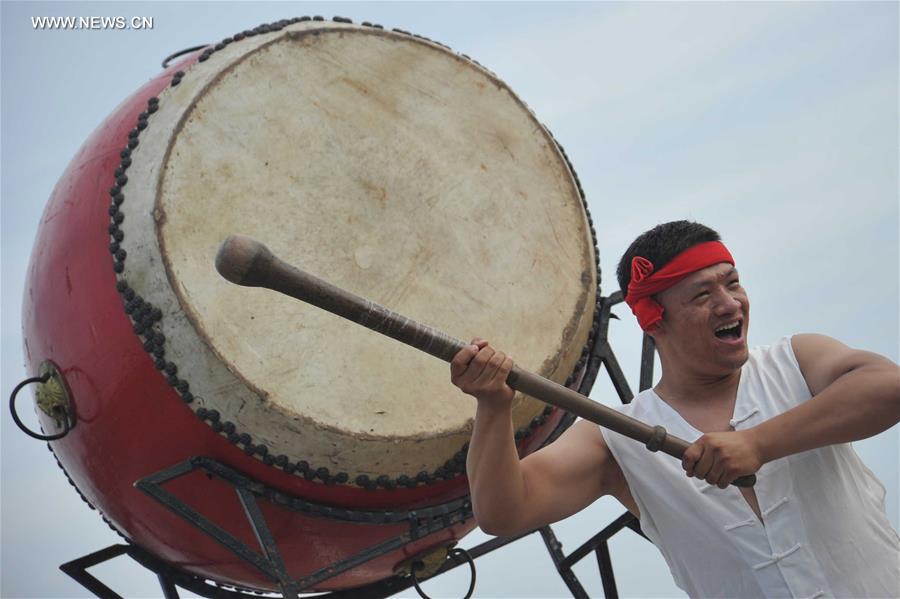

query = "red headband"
625;241;735;332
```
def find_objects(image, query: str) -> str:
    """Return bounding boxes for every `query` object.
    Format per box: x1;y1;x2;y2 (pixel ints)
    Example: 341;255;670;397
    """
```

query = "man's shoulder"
748;335;795;358
744;335;799;373
741;335;814;409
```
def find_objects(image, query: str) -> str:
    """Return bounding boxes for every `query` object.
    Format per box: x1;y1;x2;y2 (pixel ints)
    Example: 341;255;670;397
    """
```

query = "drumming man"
451;220;900;598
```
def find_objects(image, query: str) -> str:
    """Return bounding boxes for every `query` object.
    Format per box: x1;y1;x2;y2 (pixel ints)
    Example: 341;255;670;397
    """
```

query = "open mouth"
714;320;743;340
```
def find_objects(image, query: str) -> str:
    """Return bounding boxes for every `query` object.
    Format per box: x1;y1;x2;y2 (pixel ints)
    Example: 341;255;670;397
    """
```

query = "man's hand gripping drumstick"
215;234;756;488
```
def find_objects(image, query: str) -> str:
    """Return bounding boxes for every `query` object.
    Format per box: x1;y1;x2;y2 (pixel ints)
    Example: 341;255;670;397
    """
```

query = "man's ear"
648;293;667;338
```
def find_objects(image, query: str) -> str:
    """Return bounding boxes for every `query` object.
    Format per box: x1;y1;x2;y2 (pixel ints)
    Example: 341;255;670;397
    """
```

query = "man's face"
652;262;750;378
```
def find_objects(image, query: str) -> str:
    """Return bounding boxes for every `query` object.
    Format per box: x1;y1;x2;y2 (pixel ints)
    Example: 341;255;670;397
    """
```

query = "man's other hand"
682;430;764;488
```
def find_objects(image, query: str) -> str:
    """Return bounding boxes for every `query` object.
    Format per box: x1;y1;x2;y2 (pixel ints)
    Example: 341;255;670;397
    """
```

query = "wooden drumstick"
215;235;756;488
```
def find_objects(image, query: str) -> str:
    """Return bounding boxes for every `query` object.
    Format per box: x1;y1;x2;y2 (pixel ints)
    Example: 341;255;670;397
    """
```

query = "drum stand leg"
59;543;192;599
539;526;591;599
59;544;132;599
157;572;182;599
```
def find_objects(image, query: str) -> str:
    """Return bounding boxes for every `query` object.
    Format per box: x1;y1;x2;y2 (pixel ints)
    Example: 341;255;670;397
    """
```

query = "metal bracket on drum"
161;44;210;69
131;455;475;598
9;360;76;441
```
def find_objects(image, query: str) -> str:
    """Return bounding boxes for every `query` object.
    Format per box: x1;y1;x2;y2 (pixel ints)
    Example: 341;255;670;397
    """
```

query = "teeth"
715;321;740;333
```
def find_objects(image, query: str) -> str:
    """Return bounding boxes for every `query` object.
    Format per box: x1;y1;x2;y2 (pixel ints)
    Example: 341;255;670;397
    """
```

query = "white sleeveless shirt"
601;336;899;598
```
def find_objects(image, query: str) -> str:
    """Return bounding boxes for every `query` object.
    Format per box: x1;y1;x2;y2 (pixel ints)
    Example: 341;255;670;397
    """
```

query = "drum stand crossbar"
59;292;655;599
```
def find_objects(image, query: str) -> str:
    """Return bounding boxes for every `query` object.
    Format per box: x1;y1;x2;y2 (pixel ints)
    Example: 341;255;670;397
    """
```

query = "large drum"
22;17;599;592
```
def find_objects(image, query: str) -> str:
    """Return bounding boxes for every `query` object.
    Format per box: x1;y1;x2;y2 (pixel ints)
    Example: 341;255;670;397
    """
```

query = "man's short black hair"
616;221;721;296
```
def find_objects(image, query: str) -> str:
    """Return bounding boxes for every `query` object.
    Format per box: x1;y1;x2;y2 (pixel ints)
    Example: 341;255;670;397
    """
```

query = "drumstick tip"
215;235;271;286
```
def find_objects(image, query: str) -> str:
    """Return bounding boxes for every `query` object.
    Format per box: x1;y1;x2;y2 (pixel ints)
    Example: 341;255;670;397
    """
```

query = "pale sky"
2;2;898;598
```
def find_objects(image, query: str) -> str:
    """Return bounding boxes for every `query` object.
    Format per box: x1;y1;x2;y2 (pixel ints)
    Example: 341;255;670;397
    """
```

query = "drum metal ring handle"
162;45;209;69
411;547;476;599
9;360;75;441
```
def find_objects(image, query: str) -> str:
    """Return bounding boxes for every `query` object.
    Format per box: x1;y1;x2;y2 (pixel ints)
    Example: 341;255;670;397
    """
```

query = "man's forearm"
466;402;528;535
751;364;900;464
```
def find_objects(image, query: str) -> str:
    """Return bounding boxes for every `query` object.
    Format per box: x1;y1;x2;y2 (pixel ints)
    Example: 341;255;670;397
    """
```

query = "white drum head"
120;22;596;481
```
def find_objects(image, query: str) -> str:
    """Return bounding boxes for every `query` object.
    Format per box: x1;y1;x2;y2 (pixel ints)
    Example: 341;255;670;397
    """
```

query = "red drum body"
22;18;598;592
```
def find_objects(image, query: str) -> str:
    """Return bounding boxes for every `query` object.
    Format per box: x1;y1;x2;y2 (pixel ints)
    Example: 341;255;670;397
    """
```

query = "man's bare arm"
452;340;624;536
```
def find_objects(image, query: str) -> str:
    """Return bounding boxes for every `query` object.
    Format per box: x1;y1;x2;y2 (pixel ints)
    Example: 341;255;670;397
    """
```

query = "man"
450;221;900;598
